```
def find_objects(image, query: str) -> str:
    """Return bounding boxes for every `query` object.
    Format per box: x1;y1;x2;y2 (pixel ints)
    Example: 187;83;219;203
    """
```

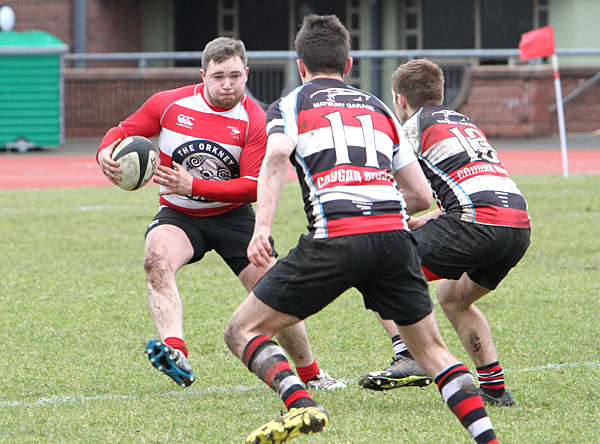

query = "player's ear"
397;93;409;110
343;57;353;76
200;69;206;82
296;59;307;79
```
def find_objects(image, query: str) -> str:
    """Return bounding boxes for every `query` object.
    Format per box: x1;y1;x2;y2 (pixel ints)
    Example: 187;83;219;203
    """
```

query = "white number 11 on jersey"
324;111;380;168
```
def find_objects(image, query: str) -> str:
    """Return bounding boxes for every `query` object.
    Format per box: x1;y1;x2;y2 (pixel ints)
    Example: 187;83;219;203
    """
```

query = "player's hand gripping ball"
111;136;159;191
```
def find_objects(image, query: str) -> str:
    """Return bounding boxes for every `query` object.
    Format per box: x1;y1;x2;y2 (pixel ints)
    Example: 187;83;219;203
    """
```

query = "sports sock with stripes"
477;361;506;397
435;363;499;444
391;335;414;360
164;336;188;358
296;359;320;383
243;335;317;409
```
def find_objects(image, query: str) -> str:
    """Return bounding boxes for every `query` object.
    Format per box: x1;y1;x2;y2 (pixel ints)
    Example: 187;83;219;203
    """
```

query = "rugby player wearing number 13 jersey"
361;59;531;408
96;37;344;392
224;15;500;444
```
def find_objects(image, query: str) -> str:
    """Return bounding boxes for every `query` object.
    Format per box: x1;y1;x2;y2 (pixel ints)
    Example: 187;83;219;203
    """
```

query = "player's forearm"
191;177;257;203
97;127;125;163
403;192;432;215
393;161;432;215
254;150;289;232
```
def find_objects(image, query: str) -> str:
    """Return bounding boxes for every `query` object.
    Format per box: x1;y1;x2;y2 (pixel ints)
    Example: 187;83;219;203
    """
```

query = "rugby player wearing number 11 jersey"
224;15;500;444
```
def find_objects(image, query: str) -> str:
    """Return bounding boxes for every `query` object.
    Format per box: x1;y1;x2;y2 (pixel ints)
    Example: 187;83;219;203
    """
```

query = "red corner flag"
519;25;556;60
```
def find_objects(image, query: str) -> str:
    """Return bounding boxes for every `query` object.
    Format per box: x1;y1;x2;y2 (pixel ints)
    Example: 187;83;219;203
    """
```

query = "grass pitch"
0;174;598;443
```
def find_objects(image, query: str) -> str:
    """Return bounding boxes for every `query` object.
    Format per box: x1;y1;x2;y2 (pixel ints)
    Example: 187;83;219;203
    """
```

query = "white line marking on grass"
510;361;599;374
3;363;598;409
75;205;118;211
0;385;262;408
0;394;137;407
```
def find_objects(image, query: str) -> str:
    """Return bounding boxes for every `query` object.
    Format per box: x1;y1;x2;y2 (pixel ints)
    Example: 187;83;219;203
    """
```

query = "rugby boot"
359;355;432;393
246;405;329;444
478;388;515;406
145;338;195;388
305;369;347;390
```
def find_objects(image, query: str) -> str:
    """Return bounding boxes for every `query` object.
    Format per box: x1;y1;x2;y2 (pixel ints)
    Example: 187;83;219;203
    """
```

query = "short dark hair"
391;59;445;109
202;37;247;69
294;14;350;76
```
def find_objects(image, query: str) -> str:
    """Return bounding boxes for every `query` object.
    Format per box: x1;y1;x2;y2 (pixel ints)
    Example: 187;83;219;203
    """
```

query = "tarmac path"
0;134;599;190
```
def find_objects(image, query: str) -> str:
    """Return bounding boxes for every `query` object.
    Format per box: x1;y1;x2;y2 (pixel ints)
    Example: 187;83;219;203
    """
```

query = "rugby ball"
111;136;159;191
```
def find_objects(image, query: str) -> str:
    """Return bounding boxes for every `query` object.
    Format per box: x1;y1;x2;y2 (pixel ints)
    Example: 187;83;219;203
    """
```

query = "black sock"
399;350;415;360
481;387;505;397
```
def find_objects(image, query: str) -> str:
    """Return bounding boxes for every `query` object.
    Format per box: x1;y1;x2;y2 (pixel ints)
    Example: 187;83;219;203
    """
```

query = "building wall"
6;0;600;138
86;0;142;54
8;0;73;44
64;66;600;138
142;0;174;53
65;68;202;136
457;65;600;137
550;0;600;65
7;0;143;53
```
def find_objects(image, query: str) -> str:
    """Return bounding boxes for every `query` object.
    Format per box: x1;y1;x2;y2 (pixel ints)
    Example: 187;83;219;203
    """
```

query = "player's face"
201;56;248;109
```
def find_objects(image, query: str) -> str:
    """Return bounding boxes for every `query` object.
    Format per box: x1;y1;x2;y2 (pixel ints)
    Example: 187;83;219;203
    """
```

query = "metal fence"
64;48;600;108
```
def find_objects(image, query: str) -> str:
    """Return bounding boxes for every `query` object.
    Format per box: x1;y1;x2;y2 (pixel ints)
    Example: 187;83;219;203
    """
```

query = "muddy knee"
143;251;171;291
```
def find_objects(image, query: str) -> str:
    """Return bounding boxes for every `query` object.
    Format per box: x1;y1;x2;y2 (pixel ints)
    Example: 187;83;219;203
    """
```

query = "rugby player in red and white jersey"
96;37;344;391
224;15;500;444
361;58;531;408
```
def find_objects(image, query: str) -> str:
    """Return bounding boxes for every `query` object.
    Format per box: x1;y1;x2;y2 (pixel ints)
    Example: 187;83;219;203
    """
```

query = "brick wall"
8;0;142;54
65;68;202;137
9;0;73;44
64;65;600;138
86;0;142;54
457;65;600;137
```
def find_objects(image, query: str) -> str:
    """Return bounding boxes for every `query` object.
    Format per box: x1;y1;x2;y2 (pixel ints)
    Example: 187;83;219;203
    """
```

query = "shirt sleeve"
391;117;418;173
96;91;166;161
237;97;269;180
191;176;257;202
266;98;284;135
117;92;164;139
266;95;299;144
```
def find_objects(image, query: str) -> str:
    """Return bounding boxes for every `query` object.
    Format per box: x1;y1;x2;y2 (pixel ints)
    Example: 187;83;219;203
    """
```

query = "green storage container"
0;30;69;151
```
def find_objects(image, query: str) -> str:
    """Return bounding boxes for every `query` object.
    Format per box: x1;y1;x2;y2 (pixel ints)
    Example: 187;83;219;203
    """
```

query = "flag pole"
551;54;569;178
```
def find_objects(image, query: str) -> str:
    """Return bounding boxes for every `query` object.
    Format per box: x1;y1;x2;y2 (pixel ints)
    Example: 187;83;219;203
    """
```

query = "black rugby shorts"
145;204;276;275
253;230;433;326
412;214;530;290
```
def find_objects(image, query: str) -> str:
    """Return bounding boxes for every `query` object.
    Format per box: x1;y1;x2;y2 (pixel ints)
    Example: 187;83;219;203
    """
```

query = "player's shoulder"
240;93;267;118
147;84;200;107
154;84;198;98
420;105;478;128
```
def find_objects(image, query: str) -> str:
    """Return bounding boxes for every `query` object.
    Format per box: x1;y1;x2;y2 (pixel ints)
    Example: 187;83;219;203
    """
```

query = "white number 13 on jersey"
449;126;499;163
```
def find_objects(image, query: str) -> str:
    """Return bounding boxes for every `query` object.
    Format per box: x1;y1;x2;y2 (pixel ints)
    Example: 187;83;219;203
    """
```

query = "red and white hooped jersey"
403;106;530;228
110;83;267;217
266;78;417;239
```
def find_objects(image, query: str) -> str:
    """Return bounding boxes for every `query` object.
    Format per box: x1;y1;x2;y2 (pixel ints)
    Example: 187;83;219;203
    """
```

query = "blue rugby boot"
145;339;195;388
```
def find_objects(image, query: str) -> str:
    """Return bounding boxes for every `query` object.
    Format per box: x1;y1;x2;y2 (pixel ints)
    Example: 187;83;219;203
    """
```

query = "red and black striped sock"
164;336;188;358
243;335;316;409
435;363;499;444
296;359;319;383
477;361;505;397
